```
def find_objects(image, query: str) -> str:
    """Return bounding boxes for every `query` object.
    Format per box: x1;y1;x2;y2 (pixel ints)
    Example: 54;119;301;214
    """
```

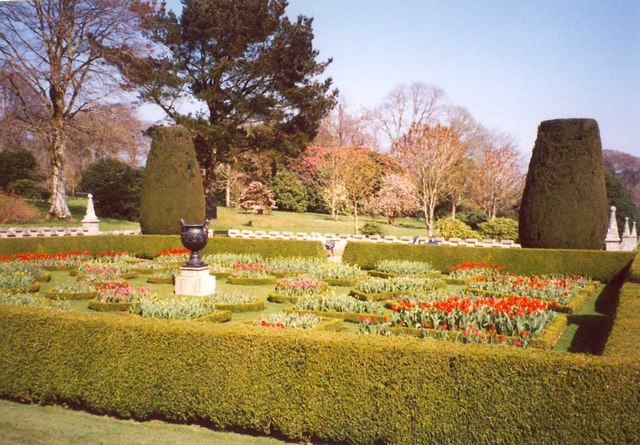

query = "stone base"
605;240;621;251
81;221;100;235
175;266;216;297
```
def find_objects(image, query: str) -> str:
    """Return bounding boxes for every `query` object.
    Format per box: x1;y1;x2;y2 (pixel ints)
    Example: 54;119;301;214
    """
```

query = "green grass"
0;398;296;445
3;198;429;236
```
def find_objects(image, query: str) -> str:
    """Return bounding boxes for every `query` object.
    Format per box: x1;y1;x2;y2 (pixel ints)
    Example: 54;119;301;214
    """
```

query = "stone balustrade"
226;228;521;248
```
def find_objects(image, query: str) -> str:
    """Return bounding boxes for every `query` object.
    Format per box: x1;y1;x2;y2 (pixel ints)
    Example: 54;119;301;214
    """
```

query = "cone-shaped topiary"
519;119;607;249
140;126;205;234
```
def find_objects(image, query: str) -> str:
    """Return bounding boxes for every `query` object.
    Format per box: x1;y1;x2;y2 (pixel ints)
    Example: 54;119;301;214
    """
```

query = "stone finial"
605;206;620;242
623;217;631;237
632;221;637;238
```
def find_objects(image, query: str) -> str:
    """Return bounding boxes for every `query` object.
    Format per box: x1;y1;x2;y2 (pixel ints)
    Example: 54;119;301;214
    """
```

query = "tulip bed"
0;237;637;444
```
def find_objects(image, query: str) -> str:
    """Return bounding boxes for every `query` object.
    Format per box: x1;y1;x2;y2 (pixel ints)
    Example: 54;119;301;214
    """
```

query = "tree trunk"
353;200;359;234
47;123;72;219
225;182;231;207
451;201;457;219
204;166;218;220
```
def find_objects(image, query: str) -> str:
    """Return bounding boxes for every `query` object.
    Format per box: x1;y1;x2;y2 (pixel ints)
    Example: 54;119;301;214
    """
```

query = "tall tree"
469;133;524;220
372;82;446;149
103;0;337;219
393;123;467;236
314;94;374;148
340;147;382;233
0;0;144;218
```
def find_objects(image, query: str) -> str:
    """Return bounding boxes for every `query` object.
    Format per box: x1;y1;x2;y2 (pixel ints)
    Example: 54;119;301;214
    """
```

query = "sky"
156;0;640;158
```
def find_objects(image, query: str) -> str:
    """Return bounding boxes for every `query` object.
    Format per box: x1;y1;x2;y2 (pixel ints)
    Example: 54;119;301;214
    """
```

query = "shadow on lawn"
566;280;622;355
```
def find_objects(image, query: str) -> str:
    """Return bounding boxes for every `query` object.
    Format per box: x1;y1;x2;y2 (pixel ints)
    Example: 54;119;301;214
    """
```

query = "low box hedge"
194;310;233;323
368;270;442;279
0;284;40;293
44;291;98;301
0;236;326;260
213;300;265;313
342;242;635;283
284;308;388;324
0;306;637;444
267;292;301;304
88;301;133;312
227;276;277;286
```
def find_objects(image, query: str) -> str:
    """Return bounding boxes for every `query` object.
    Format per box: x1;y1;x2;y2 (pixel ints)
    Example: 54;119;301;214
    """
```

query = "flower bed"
385;295;561;348
350;276;446;301
252;311;343;331
268;277;328;303
308;263;368;286
227;262;275;285
266;257;325;276
0;291;68;310
89;282;150;312
206;291;265;312
290;295;387;323
448;262;504;279
368;260;438;279
465;272;595;313
133;294;218;320
45;281;97;300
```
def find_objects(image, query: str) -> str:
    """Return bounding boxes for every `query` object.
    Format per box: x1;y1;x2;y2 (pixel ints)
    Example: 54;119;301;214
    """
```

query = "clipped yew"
519;119;608;249
140;126;205;234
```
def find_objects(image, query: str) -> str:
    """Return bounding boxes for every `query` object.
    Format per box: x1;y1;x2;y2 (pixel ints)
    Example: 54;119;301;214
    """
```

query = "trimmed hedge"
0;236;326;260
214;300;265;313
0;306;638;444
44;291;98;301
285;308;388;324
605;255;640;358
227;276;277;286
342;242;634;283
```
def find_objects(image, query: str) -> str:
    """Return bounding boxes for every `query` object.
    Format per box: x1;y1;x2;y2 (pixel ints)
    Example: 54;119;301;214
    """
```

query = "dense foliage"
79;158;144;220
604;171;640;232
270;170;307;213
0;149;40;191
478;218;519;241
435;217;476;239
139;126;205;234
519;119;608;249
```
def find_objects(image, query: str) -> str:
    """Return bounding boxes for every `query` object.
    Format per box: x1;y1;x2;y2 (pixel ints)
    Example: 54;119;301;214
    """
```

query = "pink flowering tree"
370;174;420;225
238;181;277;215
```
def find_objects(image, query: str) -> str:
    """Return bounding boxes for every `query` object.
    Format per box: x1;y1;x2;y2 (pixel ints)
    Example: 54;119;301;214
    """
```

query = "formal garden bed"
0;236;638;444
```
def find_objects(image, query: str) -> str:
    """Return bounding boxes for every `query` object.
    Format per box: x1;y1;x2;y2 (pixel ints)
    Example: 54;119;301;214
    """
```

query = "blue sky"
158;0;640;157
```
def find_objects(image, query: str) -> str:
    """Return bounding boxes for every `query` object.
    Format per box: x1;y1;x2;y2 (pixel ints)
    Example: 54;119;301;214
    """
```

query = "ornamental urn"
179;219;211;267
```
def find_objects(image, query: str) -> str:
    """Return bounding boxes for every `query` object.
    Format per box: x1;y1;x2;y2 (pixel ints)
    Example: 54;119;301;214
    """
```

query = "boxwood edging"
284;308;388;324
227;276;277;286
214;300;265;313
44;291;98;301
0;236;326;259
342;242;635;283
0;306;637;445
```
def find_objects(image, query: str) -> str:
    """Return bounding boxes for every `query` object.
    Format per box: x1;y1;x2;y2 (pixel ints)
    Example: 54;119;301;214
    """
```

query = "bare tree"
0;0;145;218
373;82;447;149
469;132;524;220
314;94;374;148
393;123;467;235
215;162;247;208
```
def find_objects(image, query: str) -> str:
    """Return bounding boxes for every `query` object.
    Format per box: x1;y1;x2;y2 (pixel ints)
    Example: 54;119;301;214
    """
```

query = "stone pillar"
175;266;216;297
81;194;100;235
620;217;638;251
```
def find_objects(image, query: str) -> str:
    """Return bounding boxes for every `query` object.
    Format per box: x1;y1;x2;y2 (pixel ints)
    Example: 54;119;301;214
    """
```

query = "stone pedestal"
81;193;100;235
175;266;216;297
604;206;621;251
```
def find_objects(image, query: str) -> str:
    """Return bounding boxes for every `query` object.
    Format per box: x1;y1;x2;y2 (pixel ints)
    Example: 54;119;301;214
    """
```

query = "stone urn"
179;219;210;268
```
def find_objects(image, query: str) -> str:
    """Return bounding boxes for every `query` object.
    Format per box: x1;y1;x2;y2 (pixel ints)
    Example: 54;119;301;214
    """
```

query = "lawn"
3;198;429;236
0;399;297;445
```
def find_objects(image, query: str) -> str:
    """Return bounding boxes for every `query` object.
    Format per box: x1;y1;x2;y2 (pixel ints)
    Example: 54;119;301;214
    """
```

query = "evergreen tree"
79;158;144;221
270;170;307;213
519;119;607;249
0;149;39;190
103;0;337;219
139;126;205;234
605;171;640;232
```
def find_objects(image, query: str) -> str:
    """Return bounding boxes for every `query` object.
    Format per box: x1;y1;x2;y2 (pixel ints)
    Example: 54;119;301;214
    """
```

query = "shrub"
0;306;638;444
360;222;386;237
435;217;476;239
140;126;205;234
0;149;39;190
6;179;50;200
478;218;519;241
238;182;276;215
270;170;307;213
519;119;608;249
0;192;37;224
79;158;144;220
342;241;634;282
457;211;488;230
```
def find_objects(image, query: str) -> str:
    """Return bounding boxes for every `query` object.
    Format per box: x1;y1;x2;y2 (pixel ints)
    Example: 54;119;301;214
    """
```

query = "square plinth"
175;266;216;297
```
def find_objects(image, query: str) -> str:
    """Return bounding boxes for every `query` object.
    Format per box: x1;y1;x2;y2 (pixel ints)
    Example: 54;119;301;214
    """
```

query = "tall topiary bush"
140;126;205;234
519;119;608;249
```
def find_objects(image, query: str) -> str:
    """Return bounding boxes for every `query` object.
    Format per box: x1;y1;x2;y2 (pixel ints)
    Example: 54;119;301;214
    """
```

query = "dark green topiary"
140;126;205;234
519;119;608;249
